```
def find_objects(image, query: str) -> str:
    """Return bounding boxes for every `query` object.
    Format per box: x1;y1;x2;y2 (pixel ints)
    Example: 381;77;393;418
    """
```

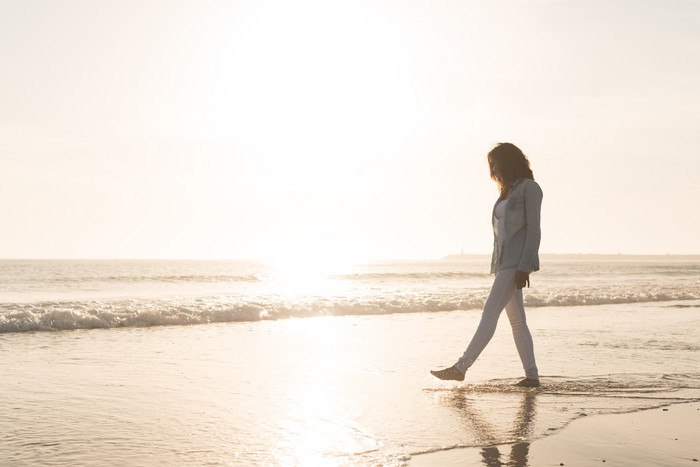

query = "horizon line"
2;253;700;261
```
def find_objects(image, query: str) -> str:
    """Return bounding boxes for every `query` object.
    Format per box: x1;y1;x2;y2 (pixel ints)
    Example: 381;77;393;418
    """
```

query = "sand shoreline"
410;401;700;466
2;301;699;465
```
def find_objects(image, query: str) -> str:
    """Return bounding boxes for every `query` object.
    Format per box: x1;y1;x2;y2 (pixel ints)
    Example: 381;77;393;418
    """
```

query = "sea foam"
2;288;699;333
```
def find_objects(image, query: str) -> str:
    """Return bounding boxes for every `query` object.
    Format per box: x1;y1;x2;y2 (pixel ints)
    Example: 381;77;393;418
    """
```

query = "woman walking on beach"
431;143;542;387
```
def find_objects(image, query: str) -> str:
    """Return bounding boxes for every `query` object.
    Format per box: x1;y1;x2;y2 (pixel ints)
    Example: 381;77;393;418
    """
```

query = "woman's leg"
504;290;539;380
455;267;517;373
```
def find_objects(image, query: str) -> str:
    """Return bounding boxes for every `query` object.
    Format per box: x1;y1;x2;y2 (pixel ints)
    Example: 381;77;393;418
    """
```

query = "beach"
5;0;700;463
1;259;699;465
411;402;700;466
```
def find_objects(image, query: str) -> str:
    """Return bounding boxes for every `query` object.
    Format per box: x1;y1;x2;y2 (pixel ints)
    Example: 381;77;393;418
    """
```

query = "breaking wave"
2;288;699;333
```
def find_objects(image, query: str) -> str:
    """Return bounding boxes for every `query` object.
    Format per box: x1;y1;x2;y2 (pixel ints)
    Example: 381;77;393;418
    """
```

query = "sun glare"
274;317;379;464
202;0;419;159
276;383;378;465
267;242;361;297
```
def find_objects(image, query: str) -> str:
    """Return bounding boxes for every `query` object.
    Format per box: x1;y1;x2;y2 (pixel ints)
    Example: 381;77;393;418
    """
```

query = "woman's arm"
517;180;543;274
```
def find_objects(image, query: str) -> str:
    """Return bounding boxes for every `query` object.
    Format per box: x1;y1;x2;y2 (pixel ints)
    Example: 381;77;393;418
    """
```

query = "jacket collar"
497;178;524;202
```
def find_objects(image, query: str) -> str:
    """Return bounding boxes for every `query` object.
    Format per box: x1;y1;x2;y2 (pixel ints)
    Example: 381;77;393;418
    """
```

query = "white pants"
455;267;539;379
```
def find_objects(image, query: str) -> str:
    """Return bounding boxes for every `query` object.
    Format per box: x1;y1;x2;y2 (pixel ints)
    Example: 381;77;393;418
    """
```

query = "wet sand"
411;402;700;466
2;301;699;465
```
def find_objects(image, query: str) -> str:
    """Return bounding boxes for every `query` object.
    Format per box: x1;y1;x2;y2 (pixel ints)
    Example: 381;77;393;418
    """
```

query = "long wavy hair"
487;143;534;194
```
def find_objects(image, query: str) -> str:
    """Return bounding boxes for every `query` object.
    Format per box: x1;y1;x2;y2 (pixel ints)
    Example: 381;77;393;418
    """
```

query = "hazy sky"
2;0;699;261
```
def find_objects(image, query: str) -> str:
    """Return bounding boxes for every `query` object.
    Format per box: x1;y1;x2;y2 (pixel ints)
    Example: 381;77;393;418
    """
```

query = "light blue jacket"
490;178;543;274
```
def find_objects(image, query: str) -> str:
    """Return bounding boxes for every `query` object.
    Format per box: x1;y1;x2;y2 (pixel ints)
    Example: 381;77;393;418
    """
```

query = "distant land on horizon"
443;253;700;261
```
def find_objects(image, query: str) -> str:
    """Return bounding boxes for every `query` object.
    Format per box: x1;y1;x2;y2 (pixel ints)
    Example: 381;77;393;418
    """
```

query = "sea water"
1;258;699;465
2;258;699;332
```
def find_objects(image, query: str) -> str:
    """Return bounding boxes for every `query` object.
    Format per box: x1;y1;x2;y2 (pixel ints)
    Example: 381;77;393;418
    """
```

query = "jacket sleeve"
517;180;543;273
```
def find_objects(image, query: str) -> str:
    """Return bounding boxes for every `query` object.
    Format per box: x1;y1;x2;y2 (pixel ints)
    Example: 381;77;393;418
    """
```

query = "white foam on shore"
2;292;700;333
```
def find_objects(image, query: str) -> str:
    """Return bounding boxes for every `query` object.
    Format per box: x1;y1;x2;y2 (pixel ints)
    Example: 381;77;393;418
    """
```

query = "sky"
2;0;699;261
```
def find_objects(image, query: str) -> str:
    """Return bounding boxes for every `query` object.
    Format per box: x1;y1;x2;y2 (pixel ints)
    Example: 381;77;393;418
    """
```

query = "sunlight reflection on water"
1;302;699;465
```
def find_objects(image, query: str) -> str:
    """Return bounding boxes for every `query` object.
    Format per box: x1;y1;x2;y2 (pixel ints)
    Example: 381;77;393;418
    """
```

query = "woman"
431;143;542;387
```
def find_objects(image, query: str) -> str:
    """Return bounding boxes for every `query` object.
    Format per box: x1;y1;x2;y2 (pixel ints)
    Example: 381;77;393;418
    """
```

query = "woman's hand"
515;270;530;289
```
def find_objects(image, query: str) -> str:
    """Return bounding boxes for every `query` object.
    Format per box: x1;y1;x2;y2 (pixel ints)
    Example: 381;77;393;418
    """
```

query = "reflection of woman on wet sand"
432;143;542;387
446;389;537;467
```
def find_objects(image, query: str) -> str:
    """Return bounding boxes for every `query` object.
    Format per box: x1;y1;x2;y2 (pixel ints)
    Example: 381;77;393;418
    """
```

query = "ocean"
2;257;699;332
1;257;699;465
